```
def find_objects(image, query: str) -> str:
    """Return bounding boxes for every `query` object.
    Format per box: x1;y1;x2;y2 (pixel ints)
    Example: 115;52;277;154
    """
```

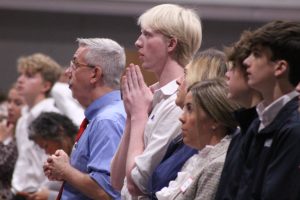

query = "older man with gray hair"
44;38;126;200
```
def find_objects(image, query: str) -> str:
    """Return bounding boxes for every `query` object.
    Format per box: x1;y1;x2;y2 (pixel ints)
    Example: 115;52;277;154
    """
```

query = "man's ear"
90;66;103;84
274;60;288;77
167;37;178;53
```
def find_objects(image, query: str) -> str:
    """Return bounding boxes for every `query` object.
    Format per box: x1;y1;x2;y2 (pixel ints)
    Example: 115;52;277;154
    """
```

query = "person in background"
29;112;77;155
44;38;126;200
156;78;240;200
12;53;61;200
0;91;8;123
215;30;263;200
50;67;84;127
176;49;228;108
148;48;228;199
25;112;77;200
217;20;300;200
0;84;25;200
110;4;202;199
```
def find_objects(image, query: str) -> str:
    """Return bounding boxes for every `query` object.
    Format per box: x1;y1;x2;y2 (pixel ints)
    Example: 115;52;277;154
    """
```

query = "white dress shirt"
125;80;182;198
256;90;299;132
12;98;60;193
50;82;84;127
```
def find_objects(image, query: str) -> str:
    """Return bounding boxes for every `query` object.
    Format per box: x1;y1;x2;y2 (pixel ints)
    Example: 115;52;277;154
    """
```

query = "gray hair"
77;38;126;89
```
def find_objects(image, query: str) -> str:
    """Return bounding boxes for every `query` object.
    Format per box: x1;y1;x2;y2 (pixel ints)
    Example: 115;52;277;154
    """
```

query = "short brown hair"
248;20;300;86
225;30;252;76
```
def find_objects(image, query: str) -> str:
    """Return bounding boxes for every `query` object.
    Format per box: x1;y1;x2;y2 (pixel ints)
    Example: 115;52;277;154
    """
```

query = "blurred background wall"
0;0;299;92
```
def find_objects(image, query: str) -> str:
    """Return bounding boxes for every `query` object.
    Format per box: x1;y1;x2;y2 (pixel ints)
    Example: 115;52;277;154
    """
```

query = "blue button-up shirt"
62;90;126;200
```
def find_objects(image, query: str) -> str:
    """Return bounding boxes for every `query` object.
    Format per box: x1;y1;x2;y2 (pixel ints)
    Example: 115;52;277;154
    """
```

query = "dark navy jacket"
216;97;300;200
215;107;258;200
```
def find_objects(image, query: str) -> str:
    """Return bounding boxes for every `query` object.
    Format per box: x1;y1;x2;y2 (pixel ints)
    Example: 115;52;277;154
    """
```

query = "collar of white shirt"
256;90;299;131
151;79;179;107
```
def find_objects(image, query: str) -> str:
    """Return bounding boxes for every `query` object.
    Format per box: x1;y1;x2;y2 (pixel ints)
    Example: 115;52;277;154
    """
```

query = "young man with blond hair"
12;53;61;199
111;3;202;199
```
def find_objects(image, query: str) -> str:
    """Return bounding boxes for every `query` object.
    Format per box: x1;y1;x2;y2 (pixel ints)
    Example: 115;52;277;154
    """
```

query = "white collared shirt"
50;82;84;127
12;98;60;193
257;90;299;132
130;80;183;195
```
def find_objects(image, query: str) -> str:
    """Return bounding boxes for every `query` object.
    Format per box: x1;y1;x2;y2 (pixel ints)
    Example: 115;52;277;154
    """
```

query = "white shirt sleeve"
131;93;182;193
50;82;84;127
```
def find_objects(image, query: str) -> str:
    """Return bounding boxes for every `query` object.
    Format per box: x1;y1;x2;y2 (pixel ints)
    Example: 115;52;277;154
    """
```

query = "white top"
156;147;213;200
130;80;182;195
50;82;84;127
12;98;60;193
156;136;231;200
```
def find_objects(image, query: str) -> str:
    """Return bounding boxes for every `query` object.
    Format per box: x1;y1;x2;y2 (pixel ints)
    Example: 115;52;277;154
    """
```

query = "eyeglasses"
69;59;94;71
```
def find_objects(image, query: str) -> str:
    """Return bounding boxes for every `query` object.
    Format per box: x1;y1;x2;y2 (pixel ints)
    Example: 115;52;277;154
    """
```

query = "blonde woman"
176;48;228;108
148;48;228;198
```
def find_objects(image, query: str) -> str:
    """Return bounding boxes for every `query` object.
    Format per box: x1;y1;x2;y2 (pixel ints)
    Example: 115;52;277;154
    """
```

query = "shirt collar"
152;79;178;96
257;90;299;131
151;80;179;108
85;90;121;121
